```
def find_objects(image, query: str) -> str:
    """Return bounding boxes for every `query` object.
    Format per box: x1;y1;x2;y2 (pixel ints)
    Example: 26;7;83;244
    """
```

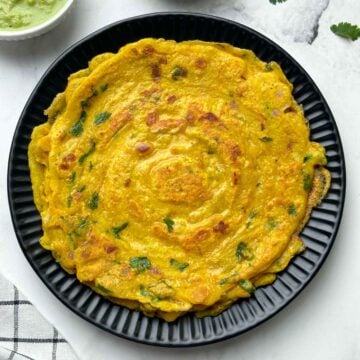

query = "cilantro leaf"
100;84;108;92
111;222;129;239
170;258;189;272
288;203;297;216
236;242;254;261
303;173;312;191
79;141;96;164
269;0;288;4
94;112;112;125
67;171;76;184
130;256;151;273
171;66;188;80
96;284;112;295
69;111;87;137
87;192;99;210
239;279;255;294
259;136;273;142
330;22;360;41
163;217;175;232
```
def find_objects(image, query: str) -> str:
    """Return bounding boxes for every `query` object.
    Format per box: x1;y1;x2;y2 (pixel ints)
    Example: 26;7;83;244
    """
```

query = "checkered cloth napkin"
0;274;78;360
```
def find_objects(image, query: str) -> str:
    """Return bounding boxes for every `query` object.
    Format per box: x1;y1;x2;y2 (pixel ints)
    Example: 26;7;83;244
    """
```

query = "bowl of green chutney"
0;0;75;41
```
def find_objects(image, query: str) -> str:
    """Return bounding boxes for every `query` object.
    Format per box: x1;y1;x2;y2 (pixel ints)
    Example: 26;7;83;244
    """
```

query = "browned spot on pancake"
181;229;211;255
195;58;207;69
159;56;168;64
146;111;159;126
230;144;241;162
141;86;159;98
233;172;239;185
152;161;211;204
128;199;145;219
151;63;161;81
121;267;131;276
200;112;218;122
186;111;195;125
237;82;248;96
142;45;155;56
106;245;118;254
191;286;209;304
230;100;238;109
167;95;177;104
150;119;185;133
136;143;151;154
81;249;90;259
72;191;82;201
213;221;229;234
60;153;76;170
59;163;70;170
284;106;296;113
110;111;132;132
63;153;76;162
124;178;131;187
149;267;162;275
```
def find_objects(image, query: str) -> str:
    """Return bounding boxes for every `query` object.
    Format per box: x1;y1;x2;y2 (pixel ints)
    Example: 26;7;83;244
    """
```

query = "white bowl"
0;0;76;41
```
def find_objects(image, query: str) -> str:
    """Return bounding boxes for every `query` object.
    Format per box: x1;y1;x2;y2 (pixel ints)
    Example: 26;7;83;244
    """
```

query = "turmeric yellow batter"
28;38;330;321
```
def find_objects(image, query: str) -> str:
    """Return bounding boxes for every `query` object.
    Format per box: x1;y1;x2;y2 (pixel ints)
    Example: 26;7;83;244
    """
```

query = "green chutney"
0;0;68;31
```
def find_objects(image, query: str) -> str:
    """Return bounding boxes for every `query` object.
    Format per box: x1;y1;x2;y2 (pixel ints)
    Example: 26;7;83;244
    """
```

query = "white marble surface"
0;1;359;359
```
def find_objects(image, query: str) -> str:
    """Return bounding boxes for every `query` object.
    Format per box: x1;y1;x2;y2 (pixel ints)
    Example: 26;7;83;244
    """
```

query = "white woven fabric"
0;274;78;360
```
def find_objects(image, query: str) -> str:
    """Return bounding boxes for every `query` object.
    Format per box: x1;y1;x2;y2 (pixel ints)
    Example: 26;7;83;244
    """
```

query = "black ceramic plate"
8;13;345;347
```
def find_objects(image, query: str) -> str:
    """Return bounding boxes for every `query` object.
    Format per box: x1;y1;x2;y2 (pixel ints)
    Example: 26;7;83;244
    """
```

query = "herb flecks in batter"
304;154;312;163
259;136;273;142
73;218;89;236
267;218;279;230
171;66;187;80
111;222;129;239
81;88;98;109
100;84;108;92
77;185;86;193
79;141;96;164
170;258;189;272
219;278;229;285
70;218;89;237
246;211;257;228
94;111;112;125
163;217;175;232
87;192;99;210
96;284;112;295
239;279;255;294
140;285;150;297
219;272;239;285
77;218;88;230
236;242;254;261
130;256;151;273
303;173;312;191
264;63;273;72
67;195;73;208
67;171;76;184
288;203;297;216
70;111;86;137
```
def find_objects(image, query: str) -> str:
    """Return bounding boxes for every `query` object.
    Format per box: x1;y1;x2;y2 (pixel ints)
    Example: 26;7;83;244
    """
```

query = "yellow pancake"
28;38;330;321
